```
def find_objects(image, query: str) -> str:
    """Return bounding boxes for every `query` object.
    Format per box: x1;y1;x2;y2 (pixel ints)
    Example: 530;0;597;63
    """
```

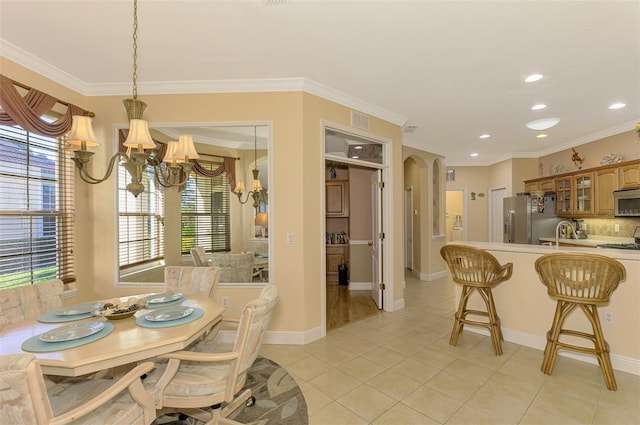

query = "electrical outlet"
604;311;614;324
221;296;230;308
287;233;295;244
614;224;620;232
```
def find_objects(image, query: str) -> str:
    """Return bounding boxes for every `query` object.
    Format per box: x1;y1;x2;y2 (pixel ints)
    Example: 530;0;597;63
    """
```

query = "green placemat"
38;311;93;323
22;322;114;353
136;307;203;328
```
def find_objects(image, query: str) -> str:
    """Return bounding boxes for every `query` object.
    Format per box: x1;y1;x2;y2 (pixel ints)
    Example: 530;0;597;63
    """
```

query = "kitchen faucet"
555;220;577;247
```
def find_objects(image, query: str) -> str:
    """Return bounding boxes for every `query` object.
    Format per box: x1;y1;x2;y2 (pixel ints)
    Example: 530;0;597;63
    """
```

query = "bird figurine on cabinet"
571;148;584;170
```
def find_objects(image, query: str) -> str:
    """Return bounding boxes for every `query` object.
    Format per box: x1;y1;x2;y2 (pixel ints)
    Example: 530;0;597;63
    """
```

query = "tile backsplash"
581;218;640;238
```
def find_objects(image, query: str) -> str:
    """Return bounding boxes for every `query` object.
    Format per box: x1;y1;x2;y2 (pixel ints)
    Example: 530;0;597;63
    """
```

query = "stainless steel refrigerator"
503;194;562;244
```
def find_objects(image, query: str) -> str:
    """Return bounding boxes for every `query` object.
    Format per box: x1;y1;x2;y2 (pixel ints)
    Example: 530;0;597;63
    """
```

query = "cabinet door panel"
619;163;640;189
595;168;618;216
326;182;349;217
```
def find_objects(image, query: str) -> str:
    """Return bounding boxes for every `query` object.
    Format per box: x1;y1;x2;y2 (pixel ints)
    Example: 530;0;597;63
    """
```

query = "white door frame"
321;120;394;336
489;186;507;243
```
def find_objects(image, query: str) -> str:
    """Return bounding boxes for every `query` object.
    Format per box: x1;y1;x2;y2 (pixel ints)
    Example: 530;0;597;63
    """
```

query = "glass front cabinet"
556;173;594;217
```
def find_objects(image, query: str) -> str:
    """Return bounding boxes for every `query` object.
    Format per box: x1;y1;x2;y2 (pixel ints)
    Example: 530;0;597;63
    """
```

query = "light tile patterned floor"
260;272;640;425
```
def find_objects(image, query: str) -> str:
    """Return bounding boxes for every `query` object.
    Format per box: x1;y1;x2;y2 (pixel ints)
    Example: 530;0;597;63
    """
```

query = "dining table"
0;293;224;377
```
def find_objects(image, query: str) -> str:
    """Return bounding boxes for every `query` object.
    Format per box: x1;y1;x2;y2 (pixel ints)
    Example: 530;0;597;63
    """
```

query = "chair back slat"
535;253;626;304
440;245;512;287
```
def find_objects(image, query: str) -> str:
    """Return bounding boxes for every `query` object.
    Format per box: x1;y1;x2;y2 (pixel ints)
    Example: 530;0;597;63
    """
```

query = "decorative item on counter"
329;166;337;180
571;148;584;170
600;153;624;165
96;297;143;320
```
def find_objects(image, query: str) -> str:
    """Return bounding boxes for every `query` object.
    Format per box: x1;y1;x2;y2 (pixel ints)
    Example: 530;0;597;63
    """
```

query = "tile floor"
260;272;640;425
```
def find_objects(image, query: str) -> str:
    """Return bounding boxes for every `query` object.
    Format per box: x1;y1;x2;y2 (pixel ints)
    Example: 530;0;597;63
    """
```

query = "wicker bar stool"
535;252;626;391
440;245;513;355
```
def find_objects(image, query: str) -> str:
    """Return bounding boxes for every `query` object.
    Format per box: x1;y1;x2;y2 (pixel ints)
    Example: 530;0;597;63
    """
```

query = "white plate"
39;322;106;342
56;302;104;316
144;307;194;322
147;292;183;304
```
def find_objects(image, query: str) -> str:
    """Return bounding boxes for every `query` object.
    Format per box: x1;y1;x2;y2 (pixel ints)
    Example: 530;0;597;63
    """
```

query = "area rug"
157;355;308;425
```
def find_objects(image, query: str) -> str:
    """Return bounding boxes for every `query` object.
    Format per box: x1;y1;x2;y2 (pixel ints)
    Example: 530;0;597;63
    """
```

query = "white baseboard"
465;327;640;376
391;297;405;312
348;281;371;290
217;325;325;345
418;270;448;281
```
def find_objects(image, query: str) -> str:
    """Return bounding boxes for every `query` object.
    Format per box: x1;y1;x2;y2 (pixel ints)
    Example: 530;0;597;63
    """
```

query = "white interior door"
490;188;507;242
371;170;383;308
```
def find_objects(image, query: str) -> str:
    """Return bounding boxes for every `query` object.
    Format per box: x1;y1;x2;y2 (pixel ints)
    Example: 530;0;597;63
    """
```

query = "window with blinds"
0;125;75;289
181;161;230;254
118;164;164;269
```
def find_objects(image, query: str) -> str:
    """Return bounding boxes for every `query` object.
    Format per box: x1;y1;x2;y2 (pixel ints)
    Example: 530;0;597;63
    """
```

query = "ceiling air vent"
351;111;370;130
403;125;418;133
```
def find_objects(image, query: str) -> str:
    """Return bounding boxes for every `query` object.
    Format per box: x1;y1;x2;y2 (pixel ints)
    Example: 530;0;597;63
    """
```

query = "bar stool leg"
542;301;577;375
450;285;471;346
583;304;617;391
483;288;503;355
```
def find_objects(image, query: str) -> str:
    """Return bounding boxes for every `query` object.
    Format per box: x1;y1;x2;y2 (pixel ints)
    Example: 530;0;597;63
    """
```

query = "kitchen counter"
445;241;639;375
539;235;635;248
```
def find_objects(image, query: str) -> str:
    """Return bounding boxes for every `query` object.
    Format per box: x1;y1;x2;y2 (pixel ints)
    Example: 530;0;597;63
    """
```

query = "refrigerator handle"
505;210;515;243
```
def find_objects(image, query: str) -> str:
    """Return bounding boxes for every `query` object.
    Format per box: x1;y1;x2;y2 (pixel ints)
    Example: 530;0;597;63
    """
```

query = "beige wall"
2;57;403;338
537;130;639;179
445;166;490;242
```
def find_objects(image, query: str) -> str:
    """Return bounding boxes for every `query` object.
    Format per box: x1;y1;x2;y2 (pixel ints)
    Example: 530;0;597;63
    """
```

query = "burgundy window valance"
0;74;91;137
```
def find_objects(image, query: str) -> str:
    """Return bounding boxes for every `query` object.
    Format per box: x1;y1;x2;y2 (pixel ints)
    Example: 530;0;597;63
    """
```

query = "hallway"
326;282;381;331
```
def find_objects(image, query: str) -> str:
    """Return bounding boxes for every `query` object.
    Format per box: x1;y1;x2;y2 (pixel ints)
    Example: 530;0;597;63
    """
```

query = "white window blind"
181;161;230;254
0;125;75;289
118;164;164;269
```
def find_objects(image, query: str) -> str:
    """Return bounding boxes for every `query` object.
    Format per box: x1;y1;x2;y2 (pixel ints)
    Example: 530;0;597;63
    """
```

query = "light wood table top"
0;294;224;377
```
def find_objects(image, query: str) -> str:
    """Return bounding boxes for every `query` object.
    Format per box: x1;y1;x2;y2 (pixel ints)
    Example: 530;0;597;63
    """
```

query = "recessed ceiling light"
524;74;543;83
526;118;560;130
536;134;548;138
609;103;626;110
351;155;359;159
479;134;491;139
354;145;363;150
531;104;547;110
470;152;479;157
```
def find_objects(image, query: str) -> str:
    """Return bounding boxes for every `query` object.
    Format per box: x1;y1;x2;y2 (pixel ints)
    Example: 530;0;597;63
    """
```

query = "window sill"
118;260;166;286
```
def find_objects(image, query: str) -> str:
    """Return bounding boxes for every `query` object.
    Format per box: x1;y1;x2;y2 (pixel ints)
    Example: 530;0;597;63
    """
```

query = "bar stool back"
440;245;513;355
535;252;626;390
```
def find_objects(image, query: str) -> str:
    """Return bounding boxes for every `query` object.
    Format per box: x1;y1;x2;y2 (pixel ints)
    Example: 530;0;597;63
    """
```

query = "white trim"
391;297;405;312
417;270;449;281
216;326;325;345
464;327;640;376
348;281;371;291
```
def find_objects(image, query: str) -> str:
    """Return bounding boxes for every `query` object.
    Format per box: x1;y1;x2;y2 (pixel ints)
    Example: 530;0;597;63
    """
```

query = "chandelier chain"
131;0;138;99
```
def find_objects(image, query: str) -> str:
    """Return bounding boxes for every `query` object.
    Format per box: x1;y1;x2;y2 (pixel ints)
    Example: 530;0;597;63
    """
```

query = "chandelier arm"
73;151;129;184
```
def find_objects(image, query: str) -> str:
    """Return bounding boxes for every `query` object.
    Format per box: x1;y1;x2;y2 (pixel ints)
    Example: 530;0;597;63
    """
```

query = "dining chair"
209;252;255;283
190;246;208;267
146;284;279;425
535;252;626;391
164;266;221;299
440;244;513;355
0;353;157;425
0;279;64;329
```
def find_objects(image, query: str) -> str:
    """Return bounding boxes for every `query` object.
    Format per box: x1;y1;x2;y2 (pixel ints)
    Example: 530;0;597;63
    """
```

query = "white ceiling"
1;0;638;165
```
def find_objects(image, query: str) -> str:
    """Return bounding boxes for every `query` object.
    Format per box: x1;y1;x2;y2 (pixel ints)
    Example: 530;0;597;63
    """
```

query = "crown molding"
0;40;88;93
1;38;407;127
